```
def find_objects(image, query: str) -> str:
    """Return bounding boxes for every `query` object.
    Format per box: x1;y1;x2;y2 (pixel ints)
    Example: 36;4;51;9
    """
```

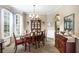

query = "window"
4;11;10;37
47;21;54;38
1;9;13;38
15;14;23;35
1;9;23;38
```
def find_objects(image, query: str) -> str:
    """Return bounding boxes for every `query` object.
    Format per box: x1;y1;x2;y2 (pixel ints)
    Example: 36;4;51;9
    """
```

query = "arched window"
15;14;23;35
1;9;13;39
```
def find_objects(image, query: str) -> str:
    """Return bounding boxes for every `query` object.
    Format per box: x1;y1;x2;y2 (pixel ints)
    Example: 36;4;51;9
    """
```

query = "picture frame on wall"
64;13;75;33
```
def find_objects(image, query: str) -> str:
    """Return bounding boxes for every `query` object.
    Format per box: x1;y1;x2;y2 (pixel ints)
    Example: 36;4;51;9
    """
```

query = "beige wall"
22;13;27;33
51;5;79;37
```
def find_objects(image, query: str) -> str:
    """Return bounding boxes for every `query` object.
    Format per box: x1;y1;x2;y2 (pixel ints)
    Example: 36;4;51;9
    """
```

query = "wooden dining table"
21;33;40;51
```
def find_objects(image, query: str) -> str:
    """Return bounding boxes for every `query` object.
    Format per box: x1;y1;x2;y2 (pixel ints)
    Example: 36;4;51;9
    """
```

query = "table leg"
0;43;3;53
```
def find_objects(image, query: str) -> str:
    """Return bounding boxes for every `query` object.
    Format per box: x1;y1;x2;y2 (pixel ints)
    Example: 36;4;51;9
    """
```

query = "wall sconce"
27;21;29;24
55;14;60;21
42;21;45;24
55;14;61;33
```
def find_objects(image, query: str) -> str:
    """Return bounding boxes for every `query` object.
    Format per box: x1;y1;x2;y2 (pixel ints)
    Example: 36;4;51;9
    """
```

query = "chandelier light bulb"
29;14;32;17
33;14;35;17
36;15;39;18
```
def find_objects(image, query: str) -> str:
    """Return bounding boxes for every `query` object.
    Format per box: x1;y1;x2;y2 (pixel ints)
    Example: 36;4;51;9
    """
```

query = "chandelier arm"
29;5;39;19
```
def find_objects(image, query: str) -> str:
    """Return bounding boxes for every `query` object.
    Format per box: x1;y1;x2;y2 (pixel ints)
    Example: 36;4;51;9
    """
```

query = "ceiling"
12;5;62;15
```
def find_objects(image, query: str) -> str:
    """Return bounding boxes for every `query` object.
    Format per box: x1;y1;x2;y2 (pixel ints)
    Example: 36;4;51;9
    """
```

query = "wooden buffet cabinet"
55;34;76;53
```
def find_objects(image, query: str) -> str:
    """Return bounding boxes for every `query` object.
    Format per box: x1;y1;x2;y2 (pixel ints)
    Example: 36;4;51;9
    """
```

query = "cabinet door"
66;42;75;53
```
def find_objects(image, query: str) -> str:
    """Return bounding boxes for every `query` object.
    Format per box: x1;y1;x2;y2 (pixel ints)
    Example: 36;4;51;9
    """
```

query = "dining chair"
31;32;38;49
13;33;25;52
24;34;31;52
36;32;42;48
41;31;45;46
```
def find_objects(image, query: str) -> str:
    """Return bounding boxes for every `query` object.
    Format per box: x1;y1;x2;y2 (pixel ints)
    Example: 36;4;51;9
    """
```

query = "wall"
51;5;79;37
22;13;27;34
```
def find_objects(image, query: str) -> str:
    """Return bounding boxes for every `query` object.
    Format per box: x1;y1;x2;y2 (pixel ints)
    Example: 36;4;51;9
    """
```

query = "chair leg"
28;43;30;52
43;39;45;46
15;46;17;53
35;41;37;49
41;38;45;46
38;41;40;48
25;43;27;51
14;46;15;49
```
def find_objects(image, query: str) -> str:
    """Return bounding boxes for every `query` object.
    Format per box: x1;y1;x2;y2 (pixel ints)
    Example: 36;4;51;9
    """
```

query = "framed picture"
64;13;75;32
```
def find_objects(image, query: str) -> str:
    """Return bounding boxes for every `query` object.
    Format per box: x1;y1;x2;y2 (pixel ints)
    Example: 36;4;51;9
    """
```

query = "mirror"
64;13;75;33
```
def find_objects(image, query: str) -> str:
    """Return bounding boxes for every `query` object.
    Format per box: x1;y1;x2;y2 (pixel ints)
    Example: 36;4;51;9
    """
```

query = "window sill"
3;36;11;40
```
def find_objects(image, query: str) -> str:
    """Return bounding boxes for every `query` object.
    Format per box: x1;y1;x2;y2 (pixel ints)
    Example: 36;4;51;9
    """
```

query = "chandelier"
29;5;39;20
